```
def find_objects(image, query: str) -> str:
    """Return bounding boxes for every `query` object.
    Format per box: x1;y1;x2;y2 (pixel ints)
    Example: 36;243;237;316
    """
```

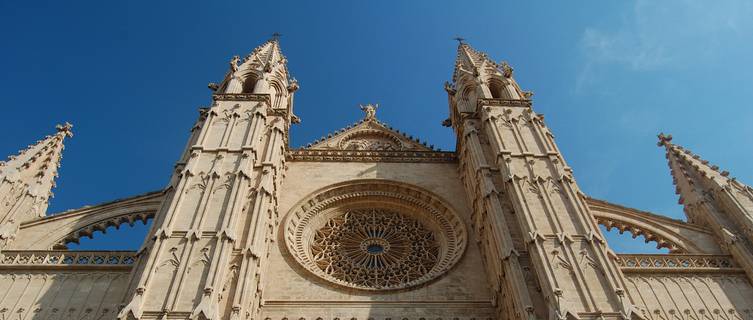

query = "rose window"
310;209;440;288
283;181;467;291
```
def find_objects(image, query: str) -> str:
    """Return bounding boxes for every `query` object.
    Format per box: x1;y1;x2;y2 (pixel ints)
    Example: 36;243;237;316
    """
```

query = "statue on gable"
230;55;240;72
359;103;378;121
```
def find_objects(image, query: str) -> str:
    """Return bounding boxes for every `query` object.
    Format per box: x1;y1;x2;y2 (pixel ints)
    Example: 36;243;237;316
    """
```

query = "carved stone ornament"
310;208;440;288
338;130;402;151
282;180;467;291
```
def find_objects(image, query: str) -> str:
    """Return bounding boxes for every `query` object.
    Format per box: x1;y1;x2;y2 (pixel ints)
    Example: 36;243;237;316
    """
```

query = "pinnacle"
657;132;672;146
451;40;509;85
238;37;291;80
216;37;293;94
659;134;725;178
0;123;72;221
56;122;74;137
658;134;747;208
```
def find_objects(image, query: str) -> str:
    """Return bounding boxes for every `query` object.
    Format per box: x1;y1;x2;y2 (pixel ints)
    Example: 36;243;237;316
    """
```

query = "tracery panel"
282;180;467;291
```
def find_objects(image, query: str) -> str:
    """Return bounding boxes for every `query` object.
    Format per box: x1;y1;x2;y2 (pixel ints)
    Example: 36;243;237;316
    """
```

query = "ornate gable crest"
305;104;435;152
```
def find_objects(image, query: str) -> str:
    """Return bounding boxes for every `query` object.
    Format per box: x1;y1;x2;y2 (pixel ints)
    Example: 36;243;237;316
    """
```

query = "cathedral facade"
1;38;753;320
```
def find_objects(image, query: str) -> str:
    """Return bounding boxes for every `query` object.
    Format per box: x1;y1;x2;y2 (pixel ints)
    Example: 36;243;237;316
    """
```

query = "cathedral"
1;37;753;320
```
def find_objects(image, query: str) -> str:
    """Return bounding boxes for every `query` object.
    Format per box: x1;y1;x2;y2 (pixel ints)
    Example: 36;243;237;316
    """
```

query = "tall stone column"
449;43;637;320
119;38;297;320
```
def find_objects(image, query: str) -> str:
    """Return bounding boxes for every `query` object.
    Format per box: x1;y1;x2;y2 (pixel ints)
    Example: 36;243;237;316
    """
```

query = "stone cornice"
262;300;493;308
287;149;457;163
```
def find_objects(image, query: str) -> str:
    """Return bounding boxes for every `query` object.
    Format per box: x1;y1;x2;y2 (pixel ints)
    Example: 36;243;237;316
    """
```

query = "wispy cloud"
576;0;753;91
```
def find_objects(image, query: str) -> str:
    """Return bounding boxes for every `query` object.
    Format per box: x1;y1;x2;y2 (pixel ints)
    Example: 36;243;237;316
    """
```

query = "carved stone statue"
230;55;240;72
359;103;378;120
500;60;513;78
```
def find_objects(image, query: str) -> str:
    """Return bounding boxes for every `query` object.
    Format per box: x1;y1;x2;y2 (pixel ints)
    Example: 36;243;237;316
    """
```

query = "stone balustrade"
618;254;742;273
0;250;136;268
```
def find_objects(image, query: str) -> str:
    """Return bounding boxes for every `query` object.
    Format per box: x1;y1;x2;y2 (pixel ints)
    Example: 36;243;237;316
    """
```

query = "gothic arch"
12;191;163;250
585;197;721;254
456;80;480;113
487;77;510;99
268;80;286;109
240;71;261;93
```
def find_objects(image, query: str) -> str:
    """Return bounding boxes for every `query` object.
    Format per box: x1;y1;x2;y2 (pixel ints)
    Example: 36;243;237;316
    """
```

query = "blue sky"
2;1;752;252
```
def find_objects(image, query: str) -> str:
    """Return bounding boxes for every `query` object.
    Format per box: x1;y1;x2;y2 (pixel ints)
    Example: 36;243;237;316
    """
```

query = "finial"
444;81;456;95
287;77;299;92
230;55;240;72
453;36;465;45
657;133;673;147
359;103;379;121
271;32;282;41
56;122;74;138
500;61;513;78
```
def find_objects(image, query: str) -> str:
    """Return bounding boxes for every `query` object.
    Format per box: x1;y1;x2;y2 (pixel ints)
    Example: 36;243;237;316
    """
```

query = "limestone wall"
0;271;129;320
262;161;496;320
626;274;753;319
619;254;753;319
0;250;132;320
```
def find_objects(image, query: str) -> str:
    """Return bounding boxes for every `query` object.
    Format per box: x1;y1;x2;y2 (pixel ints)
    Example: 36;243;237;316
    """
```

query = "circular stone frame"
282;180;467;291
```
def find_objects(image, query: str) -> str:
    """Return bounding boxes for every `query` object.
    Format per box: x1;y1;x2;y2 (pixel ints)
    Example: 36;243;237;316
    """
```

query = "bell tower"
447;42;639;320
119;37;299;320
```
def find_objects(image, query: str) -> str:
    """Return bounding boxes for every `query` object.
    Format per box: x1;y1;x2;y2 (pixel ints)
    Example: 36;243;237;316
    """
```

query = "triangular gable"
305;104;436;152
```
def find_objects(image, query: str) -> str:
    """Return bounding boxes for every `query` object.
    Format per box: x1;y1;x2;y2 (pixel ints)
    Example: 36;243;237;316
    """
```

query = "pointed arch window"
488;79;509;99
241;73;259;93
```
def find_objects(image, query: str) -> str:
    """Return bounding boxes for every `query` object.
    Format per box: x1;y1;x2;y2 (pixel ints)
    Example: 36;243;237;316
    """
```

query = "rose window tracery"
310;209;440;288
283;181;467;291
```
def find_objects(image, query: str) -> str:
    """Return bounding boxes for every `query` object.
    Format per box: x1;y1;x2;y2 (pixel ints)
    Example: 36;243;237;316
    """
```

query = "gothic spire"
239;35;288;74
0;123;72;246
447;41;528;117
658;133;753;228
214;35;297;98
452;41;490;84
452;41;514;81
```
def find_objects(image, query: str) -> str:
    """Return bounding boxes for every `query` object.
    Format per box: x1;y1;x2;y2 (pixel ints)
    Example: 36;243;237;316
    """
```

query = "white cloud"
580;0;753;71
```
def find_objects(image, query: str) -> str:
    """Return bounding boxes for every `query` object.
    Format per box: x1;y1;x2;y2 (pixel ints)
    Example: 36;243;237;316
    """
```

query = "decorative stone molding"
13;191;164;250
287;150;457;163
212;93;271;102
338;129;404;151
477;98;531;107
55;210;153;249
586;197;720;254
282;180;467;291
618;254;741;273
596;216;682;252
0;250;136;269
